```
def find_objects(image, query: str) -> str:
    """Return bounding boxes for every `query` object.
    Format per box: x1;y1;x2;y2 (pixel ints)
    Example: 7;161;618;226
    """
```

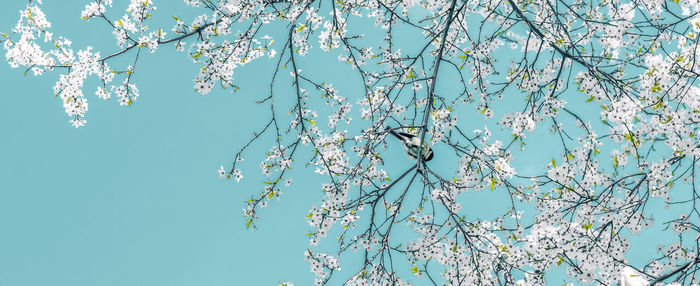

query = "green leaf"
406;69;415;79
583;223;592;231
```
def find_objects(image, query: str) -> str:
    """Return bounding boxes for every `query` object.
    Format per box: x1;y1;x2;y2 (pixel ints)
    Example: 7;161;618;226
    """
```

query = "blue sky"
0;1;689;285
0;2;322;285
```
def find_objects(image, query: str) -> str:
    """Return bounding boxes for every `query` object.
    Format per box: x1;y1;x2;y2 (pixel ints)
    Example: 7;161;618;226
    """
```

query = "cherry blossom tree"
3;0;700;285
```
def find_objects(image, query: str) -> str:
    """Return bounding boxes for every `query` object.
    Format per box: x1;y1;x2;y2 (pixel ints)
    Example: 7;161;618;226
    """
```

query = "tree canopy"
3;0;700;285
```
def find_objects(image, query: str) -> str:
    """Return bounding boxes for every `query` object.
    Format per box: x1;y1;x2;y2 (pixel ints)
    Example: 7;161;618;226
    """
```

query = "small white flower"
620;267;649;286
217;166;226;178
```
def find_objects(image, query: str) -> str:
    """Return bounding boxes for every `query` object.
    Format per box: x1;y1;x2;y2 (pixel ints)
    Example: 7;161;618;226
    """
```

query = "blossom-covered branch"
3;0;700;285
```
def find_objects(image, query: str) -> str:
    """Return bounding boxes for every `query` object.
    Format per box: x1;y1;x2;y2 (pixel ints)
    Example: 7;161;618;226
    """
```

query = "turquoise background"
0;1;320;285
0;1;688;285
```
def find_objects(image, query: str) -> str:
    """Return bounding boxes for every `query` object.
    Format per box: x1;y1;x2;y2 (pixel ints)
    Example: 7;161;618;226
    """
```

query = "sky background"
0;2;324;285
0;1;686;285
